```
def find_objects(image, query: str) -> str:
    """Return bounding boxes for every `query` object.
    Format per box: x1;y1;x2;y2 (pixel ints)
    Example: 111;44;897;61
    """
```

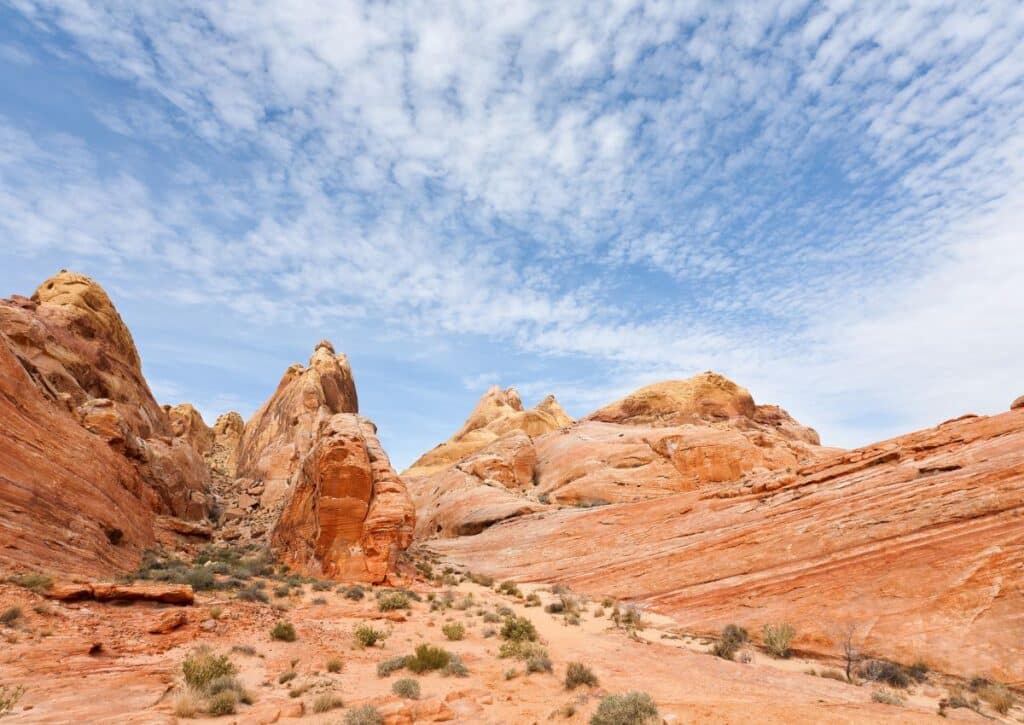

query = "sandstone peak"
587;371;757;425
167;403;214;456
1012;394;1024;410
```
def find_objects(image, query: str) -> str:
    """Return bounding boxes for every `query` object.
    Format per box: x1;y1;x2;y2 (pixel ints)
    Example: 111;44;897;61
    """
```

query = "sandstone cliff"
430;407;1024;683
0;272;218;576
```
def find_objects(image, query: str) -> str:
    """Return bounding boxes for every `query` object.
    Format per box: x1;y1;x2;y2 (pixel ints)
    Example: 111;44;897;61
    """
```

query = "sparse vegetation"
183;647;236;692
344;704;384;725
172;686;203;718
312;693;344;713
525;593;541;607
236;583;269;603
392;678;421;699
590;691;659;725
378;591;410;611
405;644;451;674
565;662;598;689
377;656;408;678
355;624;388;648
443;654;469;677
327;657;343;673
712;624;748;660
499;640;548;661
860;660;910;689
0;684;26;717
526;652;553;673
230;645;256;657
762;623;795;658
871;689;905;706
500;615;538;642
977;682;1014;714
270;621;296;641
497;580;522;597
342;585;366;600
442;621;465;641
612;603;643;631
278;670;297;684
0;607;22;626
7;572;53;593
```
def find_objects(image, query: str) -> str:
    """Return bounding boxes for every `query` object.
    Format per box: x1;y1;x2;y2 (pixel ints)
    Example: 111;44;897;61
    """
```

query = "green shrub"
327;657;343;673
497;580;522;597
392;678;421;699
274;584;290;598
344;704;384;725
312;694;344;713
183;647;236;692
206;690;237;716
590;692;659;725
354;624;388;648
443;655;468;677
1;607;22;625
500;616;537;642
442;622;465;641
712;624;749;660
405;644;451;673
343;585;365;600
860;660;910;688
498;640;548;661
236;584;269;603
565;662;598;689
377;656;407;678
526;653;553;673
482;612;501;623
467;572;495;587
312;580;332;591
186;567;217;591
762;623;795;658
525;593;541;607
545;601;564;614
378;591;410;611
270;621;296;641
7;572;52;593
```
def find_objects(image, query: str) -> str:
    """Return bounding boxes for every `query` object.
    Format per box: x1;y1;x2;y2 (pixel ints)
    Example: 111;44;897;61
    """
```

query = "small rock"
200;619;217;632
148;609;188;634
281;701;305;718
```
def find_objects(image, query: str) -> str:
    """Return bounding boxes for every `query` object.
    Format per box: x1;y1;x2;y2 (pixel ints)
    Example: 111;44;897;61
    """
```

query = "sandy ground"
0;564;1014;724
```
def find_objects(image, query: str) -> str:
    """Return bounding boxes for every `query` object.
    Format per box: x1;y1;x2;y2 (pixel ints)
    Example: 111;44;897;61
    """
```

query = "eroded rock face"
404;387;573;478
1011;394;1024;410
0;272;209;536
408;373;825;538
167;403;214;457
236;340;358;506
271;414;414;582
431;407;1024;683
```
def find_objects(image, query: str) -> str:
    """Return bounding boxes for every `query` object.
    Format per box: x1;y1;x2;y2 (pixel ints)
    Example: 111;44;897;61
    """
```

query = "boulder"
147;609;188;633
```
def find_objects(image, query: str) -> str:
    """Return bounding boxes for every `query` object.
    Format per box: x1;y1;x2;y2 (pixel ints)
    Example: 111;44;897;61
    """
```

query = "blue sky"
2;1;1022;469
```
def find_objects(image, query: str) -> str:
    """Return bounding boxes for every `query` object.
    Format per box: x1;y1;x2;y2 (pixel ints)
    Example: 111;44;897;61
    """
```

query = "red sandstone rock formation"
0;271;210;521
408;373;825;538
167;403;214;456
211;411;244;476
430;407;1024;683
233;340;414;582
271;414;415;581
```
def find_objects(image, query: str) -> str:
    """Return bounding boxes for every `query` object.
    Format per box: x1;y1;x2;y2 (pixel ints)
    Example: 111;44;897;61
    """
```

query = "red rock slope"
430;407;1024;683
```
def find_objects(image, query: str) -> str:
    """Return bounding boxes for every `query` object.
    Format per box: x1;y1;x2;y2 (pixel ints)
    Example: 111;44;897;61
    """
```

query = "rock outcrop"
407;373;825;538
211;411;244;475
271;414;415;581
167;403;214;456
224;341;414;582
0;271;210;521
1012;394;1024;410
430;406;1024;683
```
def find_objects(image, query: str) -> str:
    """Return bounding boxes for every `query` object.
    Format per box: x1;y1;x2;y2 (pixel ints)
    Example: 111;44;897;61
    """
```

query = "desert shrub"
612;603;643;631
288;684;310;698
172;686;202;718
819;669;847;682
0;607;22;626
345;704;384;725
273;584;290;598
342;585;366;600
467;571;494;587
7;572;53;593
406;644;451;674
206;690;238;715
183;647;236;692
0;684;25;716
545;601;565;614
593;607;605;618
482;627;496;638
525;593;541;607
860;660;910;689
526;653;553;673
497;580;522;597
236;584;269;603
270;621;296;641
712;624;748;660
311;596;327;605
977;683;1014;714
442;622;465;641
378;591;410;611
871;690;904;706
496;606;514;617
443;655;469;677
278;670;297;684
504;668;518;680
601;597;615;608
566;613;580;626
230;645;257;657
499;640;548;661
207;675;244;698
762;623;795;658
355;624;388;648
327;657;343;673
312;580;332;591
590;691;659;725
377;656;408;678
907;660;929;682
565;662;598;689
208;607;223;620
482;612;501;624
500;615;537;642
313;693;344;713
392;678;421;699
186;567;217;591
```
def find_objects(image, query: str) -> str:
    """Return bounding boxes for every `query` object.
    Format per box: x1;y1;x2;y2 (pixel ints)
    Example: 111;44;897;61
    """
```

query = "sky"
1;1;1022;470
